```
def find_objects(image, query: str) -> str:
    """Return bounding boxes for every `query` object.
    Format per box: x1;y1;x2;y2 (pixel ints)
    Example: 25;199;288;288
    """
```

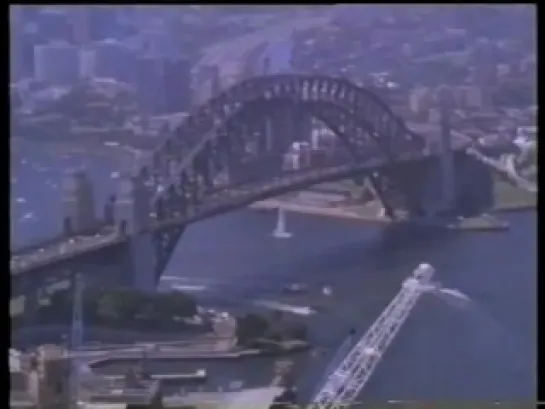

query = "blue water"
11;140;536;401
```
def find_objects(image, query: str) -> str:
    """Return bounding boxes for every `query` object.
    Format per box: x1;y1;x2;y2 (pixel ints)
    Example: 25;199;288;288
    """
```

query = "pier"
102;369;207;383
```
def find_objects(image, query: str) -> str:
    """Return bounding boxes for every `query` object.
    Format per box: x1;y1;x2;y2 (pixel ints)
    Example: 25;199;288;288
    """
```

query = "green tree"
153;291;198;320
96;292;120;322
37;289;72;324
97;289;144;325
236;313;269;346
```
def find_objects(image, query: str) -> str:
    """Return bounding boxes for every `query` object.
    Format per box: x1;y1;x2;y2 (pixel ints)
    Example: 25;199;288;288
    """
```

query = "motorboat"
284;282;308;294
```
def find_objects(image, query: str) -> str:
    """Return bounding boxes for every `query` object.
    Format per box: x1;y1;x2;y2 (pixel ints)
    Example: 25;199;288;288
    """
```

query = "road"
194;15;331;88
10;230;119;275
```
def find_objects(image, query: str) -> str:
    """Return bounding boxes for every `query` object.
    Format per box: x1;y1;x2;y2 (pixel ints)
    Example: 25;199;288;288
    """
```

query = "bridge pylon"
114;172;156;291
61;169;96;236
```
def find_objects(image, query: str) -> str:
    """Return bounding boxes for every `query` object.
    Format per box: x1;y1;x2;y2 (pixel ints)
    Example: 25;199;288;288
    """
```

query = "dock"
164;387;283;409
102;369;207;383
78;341;308;367
86;348;264;366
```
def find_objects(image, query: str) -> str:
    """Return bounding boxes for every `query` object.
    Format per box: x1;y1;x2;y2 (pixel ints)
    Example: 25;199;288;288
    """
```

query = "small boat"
321;285;333;296
284;282;308;294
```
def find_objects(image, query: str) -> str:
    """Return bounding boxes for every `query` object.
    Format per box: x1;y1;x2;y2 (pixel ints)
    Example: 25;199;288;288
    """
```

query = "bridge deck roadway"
9;132;489;278
10;149;443;276
11;116;514;277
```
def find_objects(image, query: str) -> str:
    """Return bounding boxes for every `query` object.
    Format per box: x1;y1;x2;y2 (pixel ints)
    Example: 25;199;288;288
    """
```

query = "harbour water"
11;140;536;401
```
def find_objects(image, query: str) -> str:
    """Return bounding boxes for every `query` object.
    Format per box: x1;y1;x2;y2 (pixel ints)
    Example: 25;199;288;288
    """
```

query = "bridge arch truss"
124;75;428;279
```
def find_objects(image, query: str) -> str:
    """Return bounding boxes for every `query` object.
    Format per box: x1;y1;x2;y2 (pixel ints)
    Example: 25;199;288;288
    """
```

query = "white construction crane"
311;263;436;409
69;273;84;405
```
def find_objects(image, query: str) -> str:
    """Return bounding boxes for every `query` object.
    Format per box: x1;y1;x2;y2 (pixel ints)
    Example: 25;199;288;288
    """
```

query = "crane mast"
69;273;84;406
312;263;435;409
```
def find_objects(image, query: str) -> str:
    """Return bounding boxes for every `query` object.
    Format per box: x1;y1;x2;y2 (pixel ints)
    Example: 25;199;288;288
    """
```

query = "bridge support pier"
114;173;156;292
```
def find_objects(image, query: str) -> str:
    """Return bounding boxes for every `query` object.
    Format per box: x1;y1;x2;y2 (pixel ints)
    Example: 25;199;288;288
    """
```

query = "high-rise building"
163;57;192;113
194;64;220;106
70;6;90;46
140;29;178;58
135;55;165;114
35;9;74;43
88;6;122;41
79;47;96;79
93;38;137;84
472;39;498;87
34;41;79;86
10;20;40;82
409;86;432;115
459;86;484;109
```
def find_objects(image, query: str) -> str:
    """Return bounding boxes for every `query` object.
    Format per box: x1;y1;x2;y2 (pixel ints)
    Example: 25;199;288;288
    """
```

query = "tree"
97;289;144;325
36;289;72;324
96;292;120;322
236;313;269;346
286;322;307;341
153;291;197;320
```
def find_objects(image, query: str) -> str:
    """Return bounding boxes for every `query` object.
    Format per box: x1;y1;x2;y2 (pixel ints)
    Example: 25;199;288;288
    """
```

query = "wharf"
250;193;390;224
164;387;283;409
252;192;513;232
87;349;262;366
79;340;308;366
103;369;207;383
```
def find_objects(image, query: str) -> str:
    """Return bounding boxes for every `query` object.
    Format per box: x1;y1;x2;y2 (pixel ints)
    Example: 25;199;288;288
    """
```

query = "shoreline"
14;138;535;229
250;193;535;232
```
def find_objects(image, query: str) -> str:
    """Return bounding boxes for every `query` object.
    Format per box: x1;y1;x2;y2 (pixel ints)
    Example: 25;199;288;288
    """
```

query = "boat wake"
435;287;472;309
253;300;317;316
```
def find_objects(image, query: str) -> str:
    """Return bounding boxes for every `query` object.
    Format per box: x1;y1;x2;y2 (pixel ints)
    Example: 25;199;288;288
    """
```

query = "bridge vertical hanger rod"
311;263;435;409
69;272;84;406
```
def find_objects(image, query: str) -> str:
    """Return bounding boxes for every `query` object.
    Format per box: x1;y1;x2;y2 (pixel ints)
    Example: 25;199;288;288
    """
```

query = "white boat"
254;300;316;316
284;282;308;293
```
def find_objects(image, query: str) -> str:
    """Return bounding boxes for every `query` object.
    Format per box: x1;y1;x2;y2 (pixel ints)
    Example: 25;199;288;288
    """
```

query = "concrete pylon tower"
114;171;151;235
114;171;155;291
437;87;455;212
61;169;96;235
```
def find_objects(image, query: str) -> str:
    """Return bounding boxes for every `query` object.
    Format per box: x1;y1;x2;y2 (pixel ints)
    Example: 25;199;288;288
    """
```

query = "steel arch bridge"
125;74;431;281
